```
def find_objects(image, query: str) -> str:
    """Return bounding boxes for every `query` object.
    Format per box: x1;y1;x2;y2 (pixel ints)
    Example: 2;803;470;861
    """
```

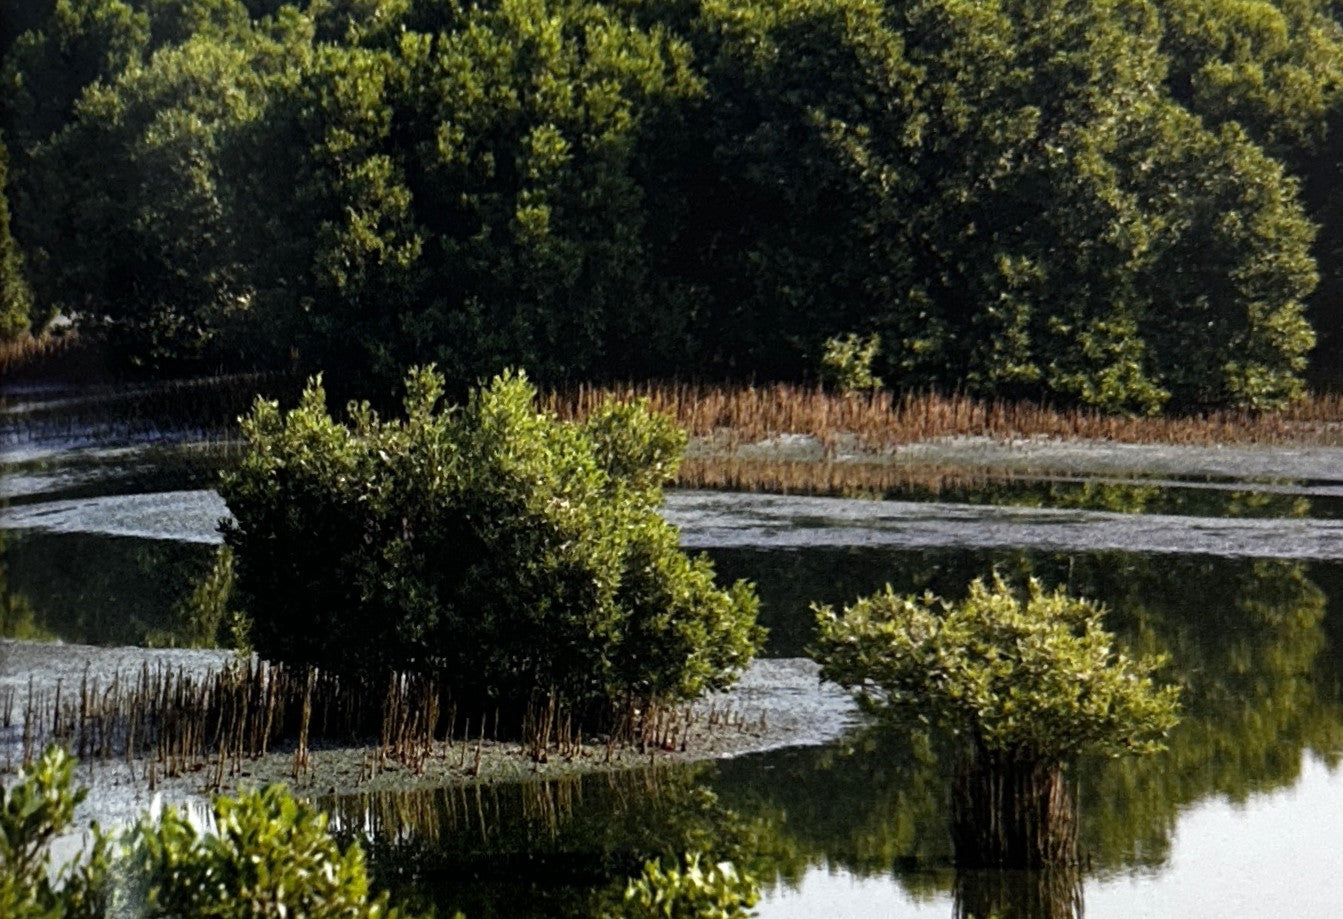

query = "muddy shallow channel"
5;381;1343;918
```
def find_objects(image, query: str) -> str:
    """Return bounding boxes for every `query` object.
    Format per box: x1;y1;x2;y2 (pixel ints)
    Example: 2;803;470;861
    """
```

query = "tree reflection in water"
953;867;1083;919
712;545;1342;917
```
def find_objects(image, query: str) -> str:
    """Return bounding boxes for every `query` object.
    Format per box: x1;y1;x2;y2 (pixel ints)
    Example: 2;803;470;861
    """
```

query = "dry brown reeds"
679;456;1028;498
0;331;86;380
6;660;455;785
542;382;1343;454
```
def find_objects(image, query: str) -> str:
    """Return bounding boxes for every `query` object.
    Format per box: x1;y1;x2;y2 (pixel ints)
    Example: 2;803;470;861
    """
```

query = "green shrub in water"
220;367;762;723
812;575;1179;763
617;852;760;919
812;575;1179;867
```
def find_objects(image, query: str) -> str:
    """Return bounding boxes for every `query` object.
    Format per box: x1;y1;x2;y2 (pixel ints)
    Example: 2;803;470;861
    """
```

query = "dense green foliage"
220;366;761;717
2;0;1342;407
820;334;883;395
0;133;32;338
813;576;1181;764
0;746;423;917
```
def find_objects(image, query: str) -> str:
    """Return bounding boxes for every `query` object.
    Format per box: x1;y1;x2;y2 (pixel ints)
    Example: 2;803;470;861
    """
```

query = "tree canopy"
4;0;1343;409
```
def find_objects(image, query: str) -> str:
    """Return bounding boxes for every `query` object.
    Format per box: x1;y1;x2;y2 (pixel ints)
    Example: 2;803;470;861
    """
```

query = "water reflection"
323;767;800;919
727;551;1342;916
1072;555;1343;872
875;478;1327;521
0;372;294;460
953;868;1083;919
1;443;235;507
6;390;1343;917
2;531;215;644
334;549;1343;918
0;531;49;640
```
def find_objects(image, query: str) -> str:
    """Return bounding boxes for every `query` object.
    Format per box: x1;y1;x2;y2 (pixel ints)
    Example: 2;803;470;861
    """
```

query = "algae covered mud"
5;378;1343;917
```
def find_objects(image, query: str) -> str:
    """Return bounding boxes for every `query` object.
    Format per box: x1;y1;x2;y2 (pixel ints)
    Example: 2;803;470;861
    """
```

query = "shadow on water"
0;530;50;640
1;442;236;507
0;372;299;459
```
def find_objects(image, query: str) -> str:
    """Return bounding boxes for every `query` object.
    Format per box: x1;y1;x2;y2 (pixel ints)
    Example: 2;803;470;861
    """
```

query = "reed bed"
543;382;1343;452
1;658;760;792
0;331;87;380
679;456;1031;498
9;368;1341;463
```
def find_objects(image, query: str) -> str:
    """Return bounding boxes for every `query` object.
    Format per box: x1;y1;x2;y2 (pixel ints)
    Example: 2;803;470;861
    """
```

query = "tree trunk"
951;753;1079;868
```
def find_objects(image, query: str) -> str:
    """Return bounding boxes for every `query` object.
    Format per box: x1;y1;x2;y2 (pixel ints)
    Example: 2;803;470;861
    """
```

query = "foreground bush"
117;784;417;918
812;576;1180;866
616;852;760;919
220;367;762;725
0;746;105;918
1;746;420;918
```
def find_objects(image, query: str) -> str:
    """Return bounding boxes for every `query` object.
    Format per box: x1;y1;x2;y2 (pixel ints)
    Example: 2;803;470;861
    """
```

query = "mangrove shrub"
219;366;762;723
116;783;422;917
813;576;1179;866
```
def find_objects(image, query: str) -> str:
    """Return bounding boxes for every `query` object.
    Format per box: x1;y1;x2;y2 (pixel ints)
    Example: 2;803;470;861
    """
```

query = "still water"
4;379;1343;917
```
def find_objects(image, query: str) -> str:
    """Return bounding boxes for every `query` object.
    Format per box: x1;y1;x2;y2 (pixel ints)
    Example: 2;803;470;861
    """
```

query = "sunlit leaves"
813;575;1181;764
0;746;88;917
1159;0;1343;151
118;784;420;917
0;134;31;339
618;852;760;919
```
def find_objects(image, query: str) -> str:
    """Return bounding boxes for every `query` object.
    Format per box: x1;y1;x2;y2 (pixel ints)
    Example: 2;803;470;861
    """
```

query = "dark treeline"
1;0;1341;411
